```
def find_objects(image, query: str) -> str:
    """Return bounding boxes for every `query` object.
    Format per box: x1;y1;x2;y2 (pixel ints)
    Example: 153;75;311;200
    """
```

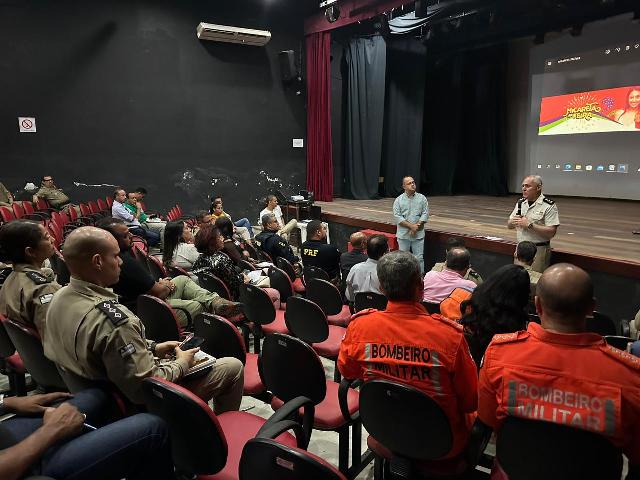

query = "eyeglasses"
43;178;53;182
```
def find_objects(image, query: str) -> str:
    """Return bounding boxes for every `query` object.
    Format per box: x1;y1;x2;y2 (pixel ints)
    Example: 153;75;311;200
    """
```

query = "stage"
317;195;640;278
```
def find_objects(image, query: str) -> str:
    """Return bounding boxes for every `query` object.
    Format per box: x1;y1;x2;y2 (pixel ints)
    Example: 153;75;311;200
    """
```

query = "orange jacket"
338;301;478;458
479;322;640;464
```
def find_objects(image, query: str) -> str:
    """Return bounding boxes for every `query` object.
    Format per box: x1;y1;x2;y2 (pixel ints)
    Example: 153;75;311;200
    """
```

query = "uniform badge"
25;271;49;285
39;293;54;304
119;343;136;358
96;301;128;326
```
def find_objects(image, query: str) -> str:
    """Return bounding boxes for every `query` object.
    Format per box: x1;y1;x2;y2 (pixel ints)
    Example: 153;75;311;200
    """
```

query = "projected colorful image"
539;85;640;135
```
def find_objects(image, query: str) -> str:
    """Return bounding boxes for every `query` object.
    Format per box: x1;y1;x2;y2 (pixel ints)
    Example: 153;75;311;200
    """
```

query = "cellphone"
179;335;204;350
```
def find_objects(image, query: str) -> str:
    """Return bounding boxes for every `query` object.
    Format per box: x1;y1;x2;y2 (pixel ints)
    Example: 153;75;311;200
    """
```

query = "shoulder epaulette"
543;197;555;205
350;308;377;321
491;330;529;344
432;313;464;331
602;344;640;370
25;271;50;285
96;300;129;326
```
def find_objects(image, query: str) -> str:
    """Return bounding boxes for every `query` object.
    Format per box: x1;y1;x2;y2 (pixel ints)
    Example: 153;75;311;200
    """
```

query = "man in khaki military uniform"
32;176;71;210
430;237;483;286
0;220;60;339
44;227;244;412
507;175;560;273
0;181;13;206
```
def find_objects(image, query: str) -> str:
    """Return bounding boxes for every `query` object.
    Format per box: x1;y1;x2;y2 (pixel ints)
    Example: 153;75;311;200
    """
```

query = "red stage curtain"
306;31;333;202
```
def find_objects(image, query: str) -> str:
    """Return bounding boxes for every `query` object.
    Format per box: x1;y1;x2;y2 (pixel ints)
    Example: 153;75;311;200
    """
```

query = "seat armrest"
171;307;193;331
464;418;493;472
620;319;631;338
338;378;362;422
265;395;314;448
256;419;305;447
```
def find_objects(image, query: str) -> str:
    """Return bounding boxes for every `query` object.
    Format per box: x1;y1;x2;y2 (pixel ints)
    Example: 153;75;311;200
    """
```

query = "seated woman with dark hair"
214;216;252;266
459;264;530;365
192;225;280;308
0;219;61;338
162;220;200;271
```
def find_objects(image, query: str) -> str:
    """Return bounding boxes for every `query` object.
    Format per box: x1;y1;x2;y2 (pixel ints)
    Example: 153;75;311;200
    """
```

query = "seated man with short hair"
111;187;160;247
422;247;477;304
340;232;368;280
32;176;72;211
431;237;482;285
255;213;300;265
123;192;166;248
97;217;242;327
44;226;244;412
339;250;478;459
345;234;388;302
513;240;541;288
300;220;341;282
479;263;640;476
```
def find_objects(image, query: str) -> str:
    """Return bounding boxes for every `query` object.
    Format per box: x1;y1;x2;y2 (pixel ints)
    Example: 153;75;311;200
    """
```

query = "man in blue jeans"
393;176;429;273
0;389;173;480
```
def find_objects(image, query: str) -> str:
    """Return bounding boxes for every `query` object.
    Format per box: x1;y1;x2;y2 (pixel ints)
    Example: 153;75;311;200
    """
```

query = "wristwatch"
149;341;158;356
527;221;534;229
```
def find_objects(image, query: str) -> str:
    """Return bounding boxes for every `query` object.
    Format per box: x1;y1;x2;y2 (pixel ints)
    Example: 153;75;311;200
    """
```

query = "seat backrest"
50;249;70;286
240;283;276;326
97;198;108;211
284;296;329;344
36;198;51;210
259;333;327;405
303;265;329;284
167;264;191;279
197;273;232;301
12;202;25;219
586;311;617;336
105;196;113;207
22;202;36;215
79;203;92;216
194;313;246;364
354;292;387;312
268;265;294;302
421;301;441;315
604;335;634;351
276;257;297;282
240;438;346;480
360;379;453;461
0;206;16;223
238;259;256;271
142;377;228;476
306;278;342;316
2;317;67;390
136;295;182;342
496;416;622;479
146;255;167;281
88;201;100;214
0;315;16;358
244;242;260;261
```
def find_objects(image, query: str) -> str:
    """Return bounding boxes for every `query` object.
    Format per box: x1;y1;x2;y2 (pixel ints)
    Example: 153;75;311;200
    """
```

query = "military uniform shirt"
35;186;70;209
509;194;560;244
0;182;12;205
0;264;60;340
255;230;299;264
44;277;189;404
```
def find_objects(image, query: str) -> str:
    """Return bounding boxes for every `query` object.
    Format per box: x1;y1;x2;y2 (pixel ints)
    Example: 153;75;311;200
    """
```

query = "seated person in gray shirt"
346;234;389;302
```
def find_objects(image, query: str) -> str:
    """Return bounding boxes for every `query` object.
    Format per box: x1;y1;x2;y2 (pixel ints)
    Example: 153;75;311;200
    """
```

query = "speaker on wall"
278;50;296;82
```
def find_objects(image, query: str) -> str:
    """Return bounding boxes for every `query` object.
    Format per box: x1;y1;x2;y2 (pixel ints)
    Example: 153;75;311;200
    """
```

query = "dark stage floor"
317;195;640;264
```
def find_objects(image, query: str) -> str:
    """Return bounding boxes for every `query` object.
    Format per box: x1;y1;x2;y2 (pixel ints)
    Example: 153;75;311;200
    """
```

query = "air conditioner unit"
196;23;271;46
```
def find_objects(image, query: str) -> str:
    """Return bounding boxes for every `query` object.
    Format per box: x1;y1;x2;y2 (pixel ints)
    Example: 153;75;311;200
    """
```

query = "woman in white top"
162;220;200;271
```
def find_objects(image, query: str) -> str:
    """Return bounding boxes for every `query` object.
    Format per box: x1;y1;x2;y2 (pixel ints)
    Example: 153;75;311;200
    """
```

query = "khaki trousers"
531;245;551;273
182;357;244;413
166;275;229;327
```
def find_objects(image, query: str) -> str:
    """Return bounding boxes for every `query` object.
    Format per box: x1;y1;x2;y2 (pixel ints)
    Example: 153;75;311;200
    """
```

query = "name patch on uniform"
39;293;54;304
119;343;136;358
25;271;49;285
96;301;128;326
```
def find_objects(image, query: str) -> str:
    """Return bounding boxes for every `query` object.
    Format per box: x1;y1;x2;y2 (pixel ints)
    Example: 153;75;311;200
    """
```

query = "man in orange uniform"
338;250;478;459
479;263;640;474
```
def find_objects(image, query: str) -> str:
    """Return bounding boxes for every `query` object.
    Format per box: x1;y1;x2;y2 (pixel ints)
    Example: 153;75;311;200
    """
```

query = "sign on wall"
18;117;36;133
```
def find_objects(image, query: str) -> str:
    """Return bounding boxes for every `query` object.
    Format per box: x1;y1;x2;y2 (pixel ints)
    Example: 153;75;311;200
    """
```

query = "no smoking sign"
18;117;36;133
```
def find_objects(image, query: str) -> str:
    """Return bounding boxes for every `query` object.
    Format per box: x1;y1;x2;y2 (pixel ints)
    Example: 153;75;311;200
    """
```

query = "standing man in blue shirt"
393;176;429;273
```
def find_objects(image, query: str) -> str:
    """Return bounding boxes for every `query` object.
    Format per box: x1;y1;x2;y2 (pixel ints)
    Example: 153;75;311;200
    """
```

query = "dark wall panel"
0;0;306;220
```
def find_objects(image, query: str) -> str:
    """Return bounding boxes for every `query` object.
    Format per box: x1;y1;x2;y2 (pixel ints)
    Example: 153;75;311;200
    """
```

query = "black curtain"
422;45;509;196
344;35;387;199
381;37;427;197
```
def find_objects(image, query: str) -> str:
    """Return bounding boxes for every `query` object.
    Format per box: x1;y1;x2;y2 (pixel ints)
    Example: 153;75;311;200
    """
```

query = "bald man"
479;264;640;476
43;227;244;412
340;232;368;280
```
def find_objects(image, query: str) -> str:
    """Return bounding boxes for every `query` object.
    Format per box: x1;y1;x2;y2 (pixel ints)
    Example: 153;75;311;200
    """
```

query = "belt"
535;242;550;247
